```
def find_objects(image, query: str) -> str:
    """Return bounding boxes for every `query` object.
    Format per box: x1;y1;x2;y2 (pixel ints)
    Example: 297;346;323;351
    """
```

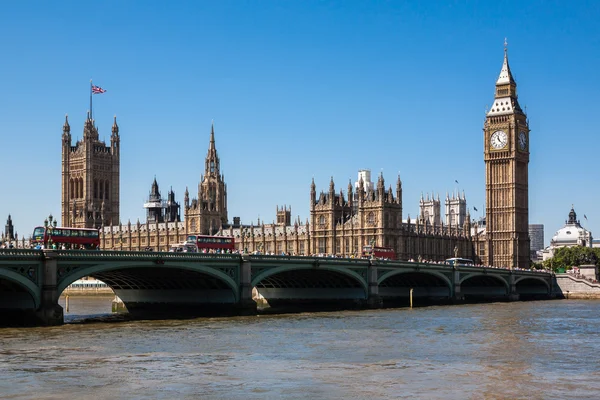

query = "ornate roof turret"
149;177;161;201
329;176;335;193
568;206;578;225
496;40;515;86
396;174;402;204
111;115;119;136
204;121;220;177
487;40;523;116
63;114;70;134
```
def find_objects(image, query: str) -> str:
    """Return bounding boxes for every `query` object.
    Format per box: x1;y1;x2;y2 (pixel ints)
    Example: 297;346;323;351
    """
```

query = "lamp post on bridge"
44;215;58;249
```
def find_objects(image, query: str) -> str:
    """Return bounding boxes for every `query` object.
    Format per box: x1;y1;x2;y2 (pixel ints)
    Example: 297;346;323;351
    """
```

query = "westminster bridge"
0;249;554;326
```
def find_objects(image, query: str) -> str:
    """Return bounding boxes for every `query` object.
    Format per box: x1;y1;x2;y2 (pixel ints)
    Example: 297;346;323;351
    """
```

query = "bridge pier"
367;261;382;308
508;272;520;301
452;269;464;302
35;251;64;326
239;256;258;315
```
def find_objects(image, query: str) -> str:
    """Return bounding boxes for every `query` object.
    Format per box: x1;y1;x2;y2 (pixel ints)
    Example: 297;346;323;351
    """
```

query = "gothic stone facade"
84;47;528;267
98;123;227;251
61;114;120;229
475;46;530;269
220;175;472;260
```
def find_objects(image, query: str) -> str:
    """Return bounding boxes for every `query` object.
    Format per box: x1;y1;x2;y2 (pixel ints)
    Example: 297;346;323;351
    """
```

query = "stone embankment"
554;274;600;299
61;279;114;296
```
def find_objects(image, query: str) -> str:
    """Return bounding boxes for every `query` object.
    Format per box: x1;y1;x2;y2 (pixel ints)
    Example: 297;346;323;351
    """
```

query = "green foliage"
542;246;600;272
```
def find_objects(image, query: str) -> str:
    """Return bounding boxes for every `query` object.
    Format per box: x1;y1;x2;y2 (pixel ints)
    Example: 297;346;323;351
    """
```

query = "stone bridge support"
36;250;64;326
239;255;258;315
367;261;382;308
508;271;520;301
452;269;462;302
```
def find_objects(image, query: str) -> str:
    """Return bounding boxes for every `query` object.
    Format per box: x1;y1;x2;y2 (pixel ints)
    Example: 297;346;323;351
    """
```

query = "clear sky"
1;1;599;247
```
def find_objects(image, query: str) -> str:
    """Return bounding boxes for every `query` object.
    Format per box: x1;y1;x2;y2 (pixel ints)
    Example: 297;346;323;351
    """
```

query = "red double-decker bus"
185;235;235;253
362;245;396;260
32;226;100;249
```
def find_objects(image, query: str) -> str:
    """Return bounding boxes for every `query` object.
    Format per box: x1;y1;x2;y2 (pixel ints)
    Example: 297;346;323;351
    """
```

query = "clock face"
490;130;508;149
518;131;527;150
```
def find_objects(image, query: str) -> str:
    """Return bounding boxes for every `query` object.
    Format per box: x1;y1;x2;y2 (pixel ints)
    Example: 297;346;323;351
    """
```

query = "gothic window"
277;242;283;254
105;181;110;200
318;238;327;254
99;180;104;200
79;178;84;198
319;215;325;227
450;210;456;225
210;161;215;173
70;179;74;199
190;219;196;233
335;239;341;254
299;242;305;255
345;238;350;253
367;212;375;225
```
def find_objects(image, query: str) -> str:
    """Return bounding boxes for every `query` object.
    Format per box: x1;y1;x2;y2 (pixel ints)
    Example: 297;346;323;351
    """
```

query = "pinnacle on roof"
496;38;516;86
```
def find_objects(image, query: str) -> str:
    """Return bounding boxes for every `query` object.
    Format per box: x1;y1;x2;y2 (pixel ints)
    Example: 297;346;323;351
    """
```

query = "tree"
542;246;600;272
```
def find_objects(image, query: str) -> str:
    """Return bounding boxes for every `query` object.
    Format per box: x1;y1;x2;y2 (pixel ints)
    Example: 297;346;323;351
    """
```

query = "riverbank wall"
554;274;600;299
61;279;114;296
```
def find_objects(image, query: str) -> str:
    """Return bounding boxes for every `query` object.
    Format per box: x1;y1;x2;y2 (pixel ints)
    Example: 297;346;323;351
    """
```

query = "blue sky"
1;1;599;246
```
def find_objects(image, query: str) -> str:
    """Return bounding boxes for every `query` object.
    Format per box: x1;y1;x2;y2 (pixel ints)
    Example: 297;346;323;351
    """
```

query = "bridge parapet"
0;249;44;260
53;250;241;261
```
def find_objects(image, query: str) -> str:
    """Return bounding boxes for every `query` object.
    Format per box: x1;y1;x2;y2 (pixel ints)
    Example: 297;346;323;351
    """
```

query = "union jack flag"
91;85;106;94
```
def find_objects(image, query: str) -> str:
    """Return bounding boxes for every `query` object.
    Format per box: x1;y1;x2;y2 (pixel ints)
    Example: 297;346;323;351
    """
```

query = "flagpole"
90;79;93;120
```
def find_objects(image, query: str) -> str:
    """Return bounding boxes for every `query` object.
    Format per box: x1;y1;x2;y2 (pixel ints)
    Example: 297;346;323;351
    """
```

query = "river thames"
1;298;599;399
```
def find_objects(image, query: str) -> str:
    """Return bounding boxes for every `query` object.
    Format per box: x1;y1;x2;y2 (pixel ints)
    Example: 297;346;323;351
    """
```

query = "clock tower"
483;43;530;269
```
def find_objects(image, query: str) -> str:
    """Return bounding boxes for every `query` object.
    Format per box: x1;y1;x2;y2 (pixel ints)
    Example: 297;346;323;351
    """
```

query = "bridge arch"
460;272;509;298
377;269;453;301
514;276;550;289
459;273;509;289
0;269;40;309
252;264;369;307
252;264;368;292
378;269;452;288
57;261;240;302
514;276;551;298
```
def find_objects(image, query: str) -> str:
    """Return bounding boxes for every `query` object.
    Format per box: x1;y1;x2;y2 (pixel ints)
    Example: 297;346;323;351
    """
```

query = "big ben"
484;43;530;269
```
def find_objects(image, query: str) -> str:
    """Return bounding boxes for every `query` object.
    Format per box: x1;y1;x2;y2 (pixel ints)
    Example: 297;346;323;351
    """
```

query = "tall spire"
488;39;522;116
112;115;119;136
496;38;515;86
205;121;219;177
63;114;70;133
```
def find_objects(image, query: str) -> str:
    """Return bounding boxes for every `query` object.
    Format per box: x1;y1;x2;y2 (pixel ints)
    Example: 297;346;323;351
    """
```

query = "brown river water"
1;297;599;399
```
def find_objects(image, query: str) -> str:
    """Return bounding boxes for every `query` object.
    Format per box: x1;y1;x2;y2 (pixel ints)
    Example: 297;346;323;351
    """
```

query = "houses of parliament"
60;47;530;268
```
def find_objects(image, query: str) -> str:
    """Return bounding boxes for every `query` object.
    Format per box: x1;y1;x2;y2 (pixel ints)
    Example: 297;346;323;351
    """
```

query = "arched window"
98;179;103;200
94;180;98;199
70;179;74;199
79;178;84;198
367;212;375;225
450;210;455;225
105;181;110;200
319;215;325;226
190;219;196;233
